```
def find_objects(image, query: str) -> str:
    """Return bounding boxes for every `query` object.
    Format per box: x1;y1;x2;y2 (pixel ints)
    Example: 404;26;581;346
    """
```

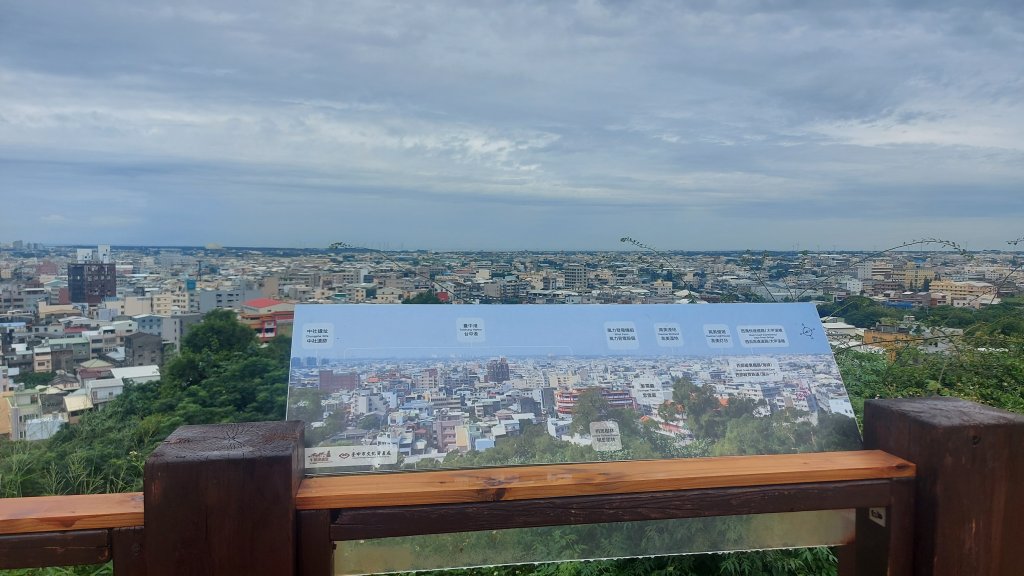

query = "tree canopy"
403;291;445;304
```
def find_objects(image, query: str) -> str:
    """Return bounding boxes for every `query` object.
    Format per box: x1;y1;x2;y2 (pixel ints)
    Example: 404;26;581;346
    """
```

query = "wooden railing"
0;492;143;570
2;397;1022;575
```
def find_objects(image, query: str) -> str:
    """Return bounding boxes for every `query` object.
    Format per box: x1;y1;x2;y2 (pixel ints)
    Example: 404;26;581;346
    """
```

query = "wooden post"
850;477;914;576
862;397;1024;576
143;421;304;576
297;510;334;576
112;526;146;575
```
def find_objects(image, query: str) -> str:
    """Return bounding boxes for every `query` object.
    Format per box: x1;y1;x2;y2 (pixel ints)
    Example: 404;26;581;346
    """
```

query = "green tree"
817;296;901;328
180;308;258;356
570;389;612;435
403;291;445;304
656;401;681;423
671;375;698;404
358;413;384;430
671;376;761;442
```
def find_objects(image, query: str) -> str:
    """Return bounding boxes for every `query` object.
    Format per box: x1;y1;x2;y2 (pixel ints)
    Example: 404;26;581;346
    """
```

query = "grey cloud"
1;0;1022;249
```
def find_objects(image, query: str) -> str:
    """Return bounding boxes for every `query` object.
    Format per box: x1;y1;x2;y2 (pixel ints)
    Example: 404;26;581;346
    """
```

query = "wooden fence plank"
298;450;914;510
0;529;110;569
0;492;143;535
332;479;892;540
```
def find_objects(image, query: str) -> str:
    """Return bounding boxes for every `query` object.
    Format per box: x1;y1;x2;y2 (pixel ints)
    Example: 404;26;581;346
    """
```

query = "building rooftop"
110;365;161;382
243;297;286;309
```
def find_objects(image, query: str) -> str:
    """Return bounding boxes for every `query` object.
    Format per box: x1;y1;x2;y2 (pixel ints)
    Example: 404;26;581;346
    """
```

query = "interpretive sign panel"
287;303;859;475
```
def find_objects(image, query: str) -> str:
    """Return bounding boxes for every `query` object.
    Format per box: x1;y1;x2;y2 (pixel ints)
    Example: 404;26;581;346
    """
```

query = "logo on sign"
307;450;332;465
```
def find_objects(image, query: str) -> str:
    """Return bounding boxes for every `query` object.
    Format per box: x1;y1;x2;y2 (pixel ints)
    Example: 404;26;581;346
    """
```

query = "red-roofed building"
239;298;295;342
241;298;293;314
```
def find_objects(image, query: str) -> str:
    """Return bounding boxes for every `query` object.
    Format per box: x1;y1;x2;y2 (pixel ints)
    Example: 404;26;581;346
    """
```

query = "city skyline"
3;1;1023;250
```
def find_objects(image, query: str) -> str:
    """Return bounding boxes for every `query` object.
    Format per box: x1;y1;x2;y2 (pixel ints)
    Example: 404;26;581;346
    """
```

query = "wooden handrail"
295;450;914;510
0;492;144;535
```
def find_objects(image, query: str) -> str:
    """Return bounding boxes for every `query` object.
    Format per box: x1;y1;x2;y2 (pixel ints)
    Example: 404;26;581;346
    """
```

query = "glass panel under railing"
334;510;854;575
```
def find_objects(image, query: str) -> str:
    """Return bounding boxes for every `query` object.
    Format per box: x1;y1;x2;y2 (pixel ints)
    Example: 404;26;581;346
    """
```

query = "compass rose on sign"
800;323;816;340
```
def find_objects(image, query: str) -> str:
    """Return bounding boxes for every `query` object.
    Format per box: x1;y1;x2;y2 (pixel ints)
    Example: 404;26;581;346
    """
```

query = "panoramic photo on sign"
287;303;859;475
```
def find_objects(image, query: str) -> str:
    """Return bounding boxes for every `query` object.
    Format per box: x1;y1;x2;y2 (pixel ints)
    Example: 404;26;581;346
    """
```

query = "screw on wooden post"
143;421;304;576
861;397;1024;576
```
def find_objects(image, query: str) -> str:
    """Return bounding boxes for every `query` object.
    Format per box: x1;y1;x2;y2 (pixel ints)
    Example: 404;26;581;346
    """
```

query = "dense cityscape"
2;241;1020;444
293;351;851;470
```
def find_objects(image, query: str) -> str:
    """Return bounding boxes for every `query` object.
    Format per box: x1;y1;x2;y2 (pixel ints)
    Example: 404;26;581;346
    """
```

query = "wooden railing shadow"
2;397;1022;575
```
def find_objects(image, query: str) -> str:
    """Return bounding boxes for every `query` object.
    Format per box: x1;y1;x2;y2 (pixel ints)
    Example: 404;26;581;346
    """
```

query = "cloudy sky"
2;1;1022;251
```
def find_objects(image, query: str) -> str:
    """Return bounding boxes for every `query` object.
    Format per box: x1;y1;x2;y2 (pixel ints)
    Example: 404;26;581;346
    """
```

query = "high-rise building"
487;357;510;383
68;245;116;305
75;245;112;265
565;263;586;291
68;263;116;305
903;263;936;290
